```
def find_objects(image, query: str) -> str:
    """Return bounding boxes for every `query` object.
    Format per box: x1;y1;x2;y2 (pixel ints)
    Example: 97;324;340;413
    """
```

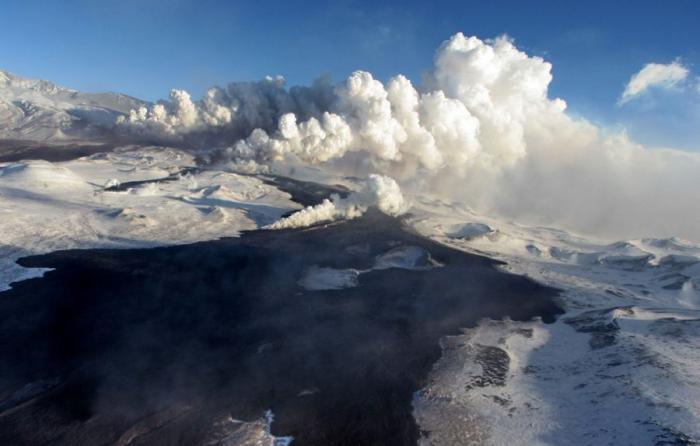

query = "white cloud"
619;61;689;104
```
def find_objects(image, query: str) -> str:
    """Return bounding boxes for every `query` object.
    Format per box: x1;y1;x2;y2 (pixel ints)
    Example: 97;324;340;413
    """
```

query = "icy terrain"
409;197;700;445
0;146;299;291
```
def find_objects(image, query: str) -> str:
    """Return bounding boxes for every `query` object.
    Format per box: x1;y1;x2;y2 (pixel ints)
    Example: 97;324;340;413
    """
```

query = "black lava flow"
0;177;562;445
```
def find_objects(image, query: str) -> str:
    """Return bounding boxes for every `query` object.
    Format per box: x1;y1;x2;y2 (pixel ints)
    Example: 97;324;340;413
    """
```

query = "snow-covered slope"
0;69;143;141
2;144;699;443
409;197;700;445
0;145;299;291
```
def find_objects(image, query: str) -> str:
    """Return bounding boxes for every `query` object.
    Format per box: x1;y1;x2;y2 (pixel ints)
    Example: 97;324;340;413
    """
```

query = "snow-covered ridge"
409;197;700;445
0;69;143;141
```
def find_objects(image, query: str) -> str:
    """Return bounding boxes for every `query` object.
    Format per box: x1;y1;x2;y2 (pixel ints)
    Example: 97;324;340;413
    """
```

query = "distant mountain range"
0;69;144;141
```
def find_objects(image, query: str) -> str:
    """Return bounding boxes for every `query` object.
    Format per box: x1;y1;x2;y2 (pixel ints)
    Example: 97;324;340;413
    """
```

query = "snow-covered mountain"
1;68;699;444
0;69;143;141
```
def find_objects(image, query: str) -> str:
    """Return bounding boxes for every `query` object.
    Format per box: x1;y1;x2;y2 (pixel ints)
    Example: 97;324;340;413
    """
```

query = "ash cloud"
118;33;700;242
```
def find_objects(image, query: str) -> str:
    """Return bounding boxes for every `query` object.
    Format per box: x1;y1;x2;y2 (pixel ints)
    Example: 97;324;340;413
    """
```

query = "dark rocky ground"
0;140;120;163
0;178;562;445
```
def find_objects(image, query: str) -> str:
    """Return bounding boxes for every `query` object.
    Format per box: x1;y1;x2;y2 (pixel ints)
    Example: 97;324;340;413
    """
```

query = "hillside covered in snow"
0;69;143;141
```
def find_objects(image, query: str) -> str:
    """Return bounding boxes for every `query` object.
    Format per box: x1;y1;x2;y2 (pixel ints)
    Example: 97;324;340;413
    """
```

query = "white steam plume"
117;76;335;145
119;33;700;242
266;174;406;229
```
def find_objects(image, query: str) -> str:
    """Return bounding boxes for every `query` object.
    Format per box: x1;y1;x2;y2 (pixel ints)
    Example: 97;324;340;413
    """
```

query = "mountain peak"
0;69;144;142
0;69;70;95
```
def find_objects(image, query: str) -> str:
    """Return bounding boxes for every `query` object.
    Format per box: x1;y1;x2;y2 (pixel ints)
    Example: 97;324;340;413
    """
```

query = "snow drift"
113;33;700;242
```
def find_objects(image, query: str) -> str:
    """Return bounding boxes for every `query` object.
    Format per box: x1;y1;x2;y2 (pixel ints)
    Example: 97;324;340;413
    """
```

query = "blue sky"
1;0;698;149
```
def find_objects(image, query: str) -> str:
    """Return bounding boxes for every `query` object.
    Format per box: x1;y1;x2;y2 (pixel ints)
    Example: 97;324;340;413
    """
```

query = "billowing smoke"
116;76;335;146
118;33;700;242
267;174;405;229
